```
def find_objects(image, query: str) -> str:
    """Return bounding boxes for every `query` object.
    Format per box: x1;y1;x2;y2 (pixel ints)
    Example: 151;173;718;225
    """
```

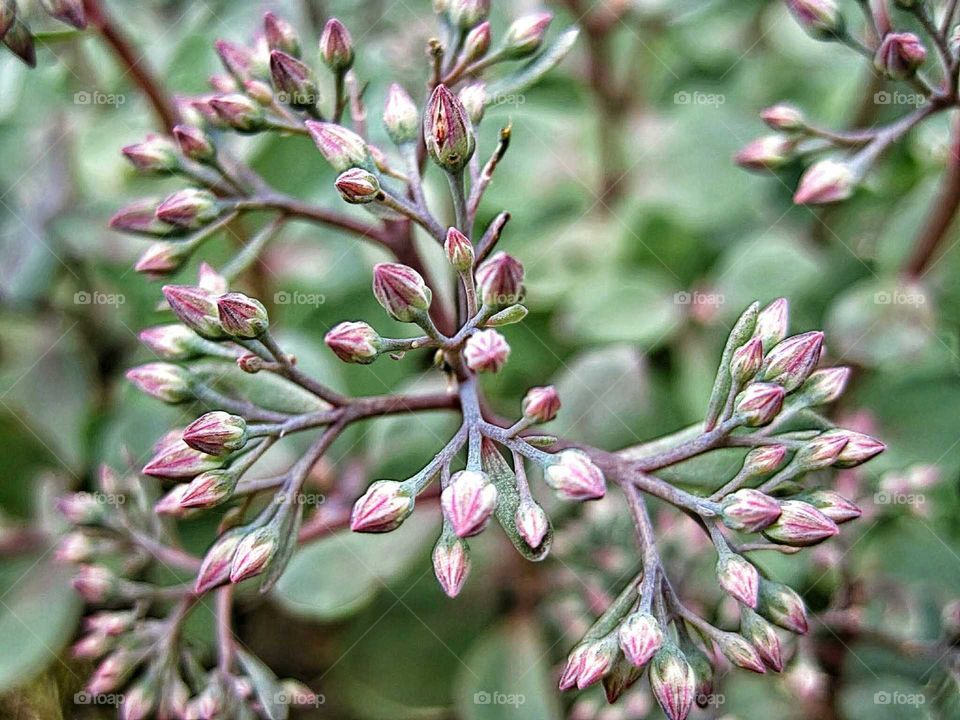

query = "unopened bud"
182;471;234;510
244;78;275;105
448;0;490;29
721;488;782;532
458;83;487;124
217;292;269;338
875;32;926;79
730;336;763;385
39;0;86;29
794;431;849;470
735;382;785;426
735;135;796;171
758;579;808;634
718;553;760;608
156;188;220;229
306;120;371;172
475;251;524;306
162;285;224;339
514;498;549;548
383;83;420;145
545;450;606;501
270;50;320;109
72;565;118;603
799;489;861;523
763;500;839;546
126;363;192;403
462;21;491;62
210;93;267;132
760;103;806;131
503;12;552;58
320;18;354;71
194;530;244;593
109;199;173;236
794;158;856;205
464;329;511;373
55;532;97;563
142;438;222;479
87;648;139;695
432;533;470;597
762;331;823;391
618;612;664;668
743;444;789;477
230;526;278;583
558;636;617;690
134;241;193;276
335;168;381;204
522;385;561;423
717;631;767;673
350;480;415;533
155;484;193;517
649;644;696;720
122;134;179;173
183;412;247;456
237;353;264;373
121;678;156;720
441;470;498;538
754;298;789;352
486;304;528;327
325;321;382;363
372;262;432;322
823;428;885;467
424;84;476;173
173;124;215;162
264;12;300;56
787;0;843;38
56;492;104;525
215;39;254;82
444;227;474;271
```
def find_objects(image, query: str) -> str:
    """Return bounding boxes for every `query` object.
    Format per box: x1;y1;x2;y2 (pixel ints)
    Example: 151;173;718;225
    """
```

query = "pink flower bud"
740;606;783;671
758;579;808;634
503;12;552;58
244;78;274;105
760;104;806;132
126;362;192;403
458;83;486;124
786;0;843;38
215;39;254;81
84;611;135;637
325;321;382;363
448;0;490;29
475;251;524;306
794;431;849;470
209;73;238;93
209;93;267;132
72;565;117;603
156;188;221;229
462;21;491;62
161;284;224;338
424;84;476;173
306;121;371;172
825;429;885;467
183;412;247;456
384;83;420;145
88;649;139;695
55;531;96;563
514;499;549;549
743;444;788;476
441;470;498;537
464;329;511;373
649;645;696;720
618;612;664;667
109;199;173;236
763;500;839;546
320;18;354;71
734;135;796;171
335;168;381;204
134;241;191;277
230;526;278;583
762;331;824;391
173;124;215;162
264;11;300;56
432;534;470;597
180;470;238;508
717;632;767;674
801;489;861;523
730;336;763;385
372;262;433;322
217;292;269;338
39;0;86;29
198;261;228;294
72;632;112;660
754;297;789;352
155;484;194;517
721;489;782;533
545;450;606;501
558;637;617;690
444;227;475;272
522;385;561;423
734;382;785;426
717;554;760;608
56;492;104;524
793;159;856;205
122;134;179;173
194;531;243;593
270;50;320;108
121;680;156;720
142;438;222;479
796;366;849;406
350;480;415;533
875;32;926;79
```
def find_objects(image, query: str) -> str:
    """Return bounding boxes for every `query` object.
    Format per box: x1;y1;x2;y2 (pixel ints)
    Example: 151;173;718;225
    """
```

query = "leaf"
486;27;580;100
272;509;437;621
454;616;562;720
236;648;288;720
188;359;329;414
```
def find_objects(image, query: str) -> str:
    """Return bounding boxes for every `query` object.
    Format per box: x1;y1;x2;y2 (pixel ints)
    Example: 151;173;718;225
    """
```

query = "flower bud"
424;84;476;173
85;611;136;637
475;251;524;306
545;450;606;501
320;18;354;71
156;188;220;229
135;241;194;276
39;0;86;29
350;480;415;533
383;83;420;145
244;78;274;105
195;531;244;593
763;500;839;546
503;12;552;58
522;385;561;423
126;363;192;403
155;484;193;517
444;227;475;271
335;168;381;204
718;553;760;608
87;649;140;695
325;321;382;363
215;39;254;82
458;83;487;124
761;331;823;391
754;297;789;352
217;292;269;338
740;606;784;671
56;492;104;525
462;21;491;62
270;50;320;108
464;329;511;373
432;533;470;597
514;498;549;548
264;11;300;56
742;444;788;477
558;637;618;690
72;632;112;660
121;679;157;720
183;412;248;456
180;469;237;508
162;285;224;339
486;304;528;327
198;261;228;294
372;262;432;322
721;488;782;533
875;32;926;79
758;579;808;634
142;438;222;479
716;632;767;674
237;353;264;373
173;124;215;162
448;0;490;29
800;489;861;523
734;135;796;171
824;429;885;467
760;104;806;132
210;93;267;132
730;336;763;385
209;73;238;93
55;532;97;563
734;382;785;426
786;0;843;38
794;366;849;407
306;120;371;172
72;565;118;603
122;134;179;173
793;159;856;205
794;431;849;470
618;612;664;668
441;470;498;538
649;644;696;720
109;199;173;236
230;526;278;583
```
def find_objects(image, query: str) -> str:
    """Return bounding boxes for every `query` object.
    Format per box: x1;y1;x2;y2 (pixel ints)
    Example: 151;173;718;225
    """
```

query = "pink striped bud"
735;382;785;426
156;188;220;229
514;498;549;549
444;227;474;271
72;632;112;660
448;0;490;29
475;251;524;306
787;0;843;38
796;366;850;406
735;135;796;171
72;565;117;603
545;450;606;501
350;480;415;533
754;297;789;352
173;124;215;162
432;534;470;597
308;122;370;174
462;21;491;63
742;444;788;476
504;12;552;58
794;431;849;470
109;199;173;236
122;134;179;173
558;637;617;690
194;531;243;593
180;469;238;508
721;488;782;533
740;605;783;671
230;526;278;583
335;168;381;204
139;324;199;360
270;50;320;109
134;241;192;276
875;32;926;80
825;429;885;468
39;0;86;29
762;331;824;391
458;83;486;124
215;39;254;81
217;292;269;338
372;263;432;322
121;680;156;720
718;553;760;608
717;632;767;674
763;500;839;546
800;489;861;523
730;336;763;385
264;12;300;56
441;470;497;538
210;93;267;132
618;612;664;668
522;385;561;423
464;329;511;373
650;644;696;720
383;83;420;145
758;579;808;634
325;321;382;363
244;78;274;105
424;84;476;173
142;438;222;479
126;362;192;403
320;18;354;71
87;649;139;695
84;611;135;637
183;411;247;455
760;104;806;132
794;159;856;205
161;285;224;339
54;532;96;563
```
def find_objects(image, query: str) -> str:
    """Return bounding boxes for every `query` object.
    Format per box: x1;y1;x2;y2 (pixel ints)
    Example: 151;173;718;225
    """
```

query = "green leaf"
486;27;580;100
189;359;329;414
236;648;288;720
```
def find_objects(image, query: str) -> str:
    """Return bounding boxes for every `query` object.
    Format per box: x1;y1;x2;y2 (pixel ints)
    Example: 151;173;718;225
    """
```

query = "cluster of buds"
735;0;956;205
1;0;86;67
